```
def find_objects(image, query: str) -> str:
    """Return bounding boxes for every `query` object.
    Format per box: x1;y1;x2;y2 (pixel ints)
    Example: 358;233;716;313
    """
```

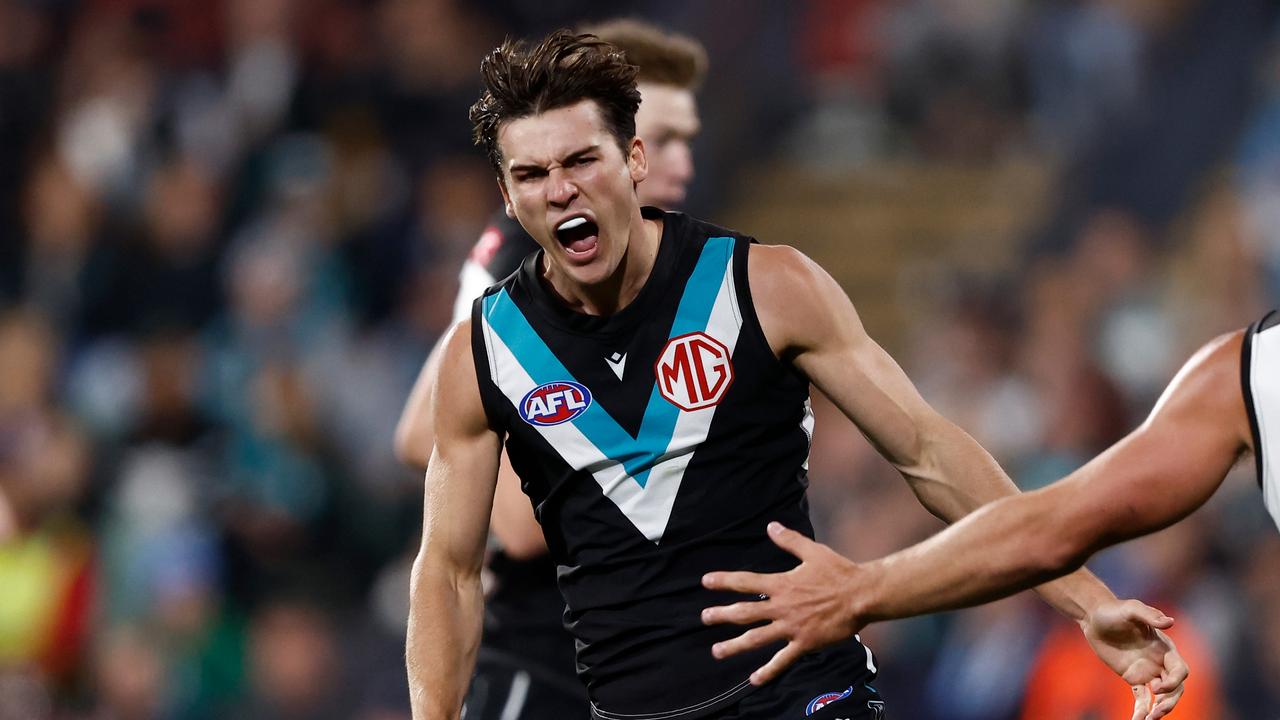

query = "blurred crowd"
1;0;1280;718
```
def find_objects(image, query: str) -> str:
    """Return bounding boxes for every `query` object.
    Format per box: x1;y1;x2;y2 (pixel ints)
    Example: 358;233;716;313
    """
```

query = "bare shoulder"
1149;329;1248;444
1193;329;1244;370
1163;330;1244;405
747;243;862;356
746;243;824;299
436;319;476;378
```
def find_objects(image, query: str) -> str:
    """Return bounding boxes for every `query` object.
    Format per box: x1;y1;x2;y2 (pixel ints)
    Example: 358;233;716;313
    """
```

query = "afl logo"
520;381;592;426
655;331;734;411
805;686;853;716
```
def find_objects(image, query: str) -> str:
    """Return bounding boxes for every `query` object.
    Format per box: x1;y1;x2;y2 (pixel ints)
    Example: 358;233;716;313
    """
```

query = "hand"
700;522;866;686
1080;599;1188;720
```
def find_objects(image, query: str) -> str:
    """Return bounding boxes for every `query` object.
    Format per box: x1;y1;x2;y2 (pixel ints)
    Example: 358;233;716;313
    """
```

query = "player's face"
635;83;699;209
497;100;647;287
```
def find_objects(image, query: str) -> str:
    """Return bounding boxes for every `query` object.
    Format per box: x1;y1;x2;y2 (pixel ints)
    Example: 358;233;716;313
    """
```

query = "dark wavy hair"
470;30;642;175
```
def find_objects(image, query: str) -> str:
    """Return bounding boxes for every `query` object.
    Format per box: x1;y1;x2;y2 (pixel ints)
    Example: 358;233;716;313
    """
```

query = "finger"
766;522;816;560
749;641;804;686
1130;684;1152;720
1146;684;1185;720
711;624;786;660
1122;599;1175;630
703;570;772;595
1150;650;1189;694
702;600;774;627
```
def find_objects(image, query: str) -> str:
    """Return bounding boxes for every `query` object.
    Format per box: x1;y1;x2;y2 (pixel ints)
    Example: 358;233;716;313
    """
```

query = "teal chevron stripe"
483;236;736;488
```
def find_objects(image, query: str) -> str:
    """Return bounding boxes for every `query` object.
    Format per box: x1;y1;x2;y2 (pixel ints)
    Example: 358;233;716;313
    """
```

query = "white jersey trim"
454;260;497;324
1248;319;1280;530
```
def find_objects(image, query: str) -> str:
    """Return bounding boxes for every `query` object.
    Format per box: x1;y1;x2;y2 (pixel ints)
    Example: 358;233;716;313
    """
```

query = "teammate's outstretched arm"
853;331;1247;621
703;244;1187;706
406;321;504;720
707;330;1245;717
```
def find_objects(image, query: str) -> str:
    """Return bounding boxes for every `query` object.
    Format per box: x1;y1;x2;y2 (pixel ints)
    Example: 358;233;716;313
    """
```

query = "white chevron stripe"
801;398;815;471
634;257;743;539
479;254;742;542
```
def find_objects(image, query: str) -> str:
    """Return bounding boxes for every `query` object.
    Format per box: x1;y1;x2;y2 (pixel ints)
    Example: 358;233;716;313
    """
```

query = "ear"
628;136;648;185
496;176;515;219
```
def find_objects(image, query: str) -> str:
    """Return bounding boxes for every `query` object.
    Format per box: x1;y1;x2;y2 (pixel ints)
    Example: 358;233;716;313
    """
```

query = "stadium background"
1;0;1279;717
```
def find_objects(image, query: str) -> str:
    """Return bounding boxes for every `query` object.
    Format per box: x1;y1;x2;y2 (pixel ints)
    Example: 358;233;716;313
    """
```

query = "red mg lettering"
659;342;693;395
655;332;734;411
690;337;728;399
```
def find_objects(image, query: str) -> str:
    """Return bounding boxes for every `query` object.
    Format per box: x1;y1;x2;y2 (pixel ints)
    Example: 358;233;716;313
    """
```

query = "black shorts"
704;644;885;720
463;649;589;720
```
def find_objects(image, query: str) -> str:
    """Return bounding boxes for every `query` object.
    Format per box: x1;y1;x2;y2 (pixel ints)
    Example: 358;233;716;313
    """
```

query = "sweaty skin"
701;332;1247;719
405;98;1188;720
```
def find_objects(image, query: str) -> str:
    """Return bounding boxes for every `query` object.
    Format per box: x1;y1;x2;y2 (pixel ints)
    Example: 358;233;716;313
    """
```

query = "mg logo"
655;332;734;411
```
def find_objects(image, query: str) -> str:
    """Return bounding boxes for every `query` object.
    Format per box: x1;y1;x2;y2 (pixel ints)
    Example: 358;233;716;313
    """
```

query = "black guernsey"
470;208;876;719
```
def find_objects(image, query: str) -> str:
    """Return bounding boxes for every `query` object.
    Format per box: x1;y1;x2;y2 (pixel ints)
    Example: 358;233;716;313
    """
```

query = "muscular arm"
858;330;1251;621
700;246;1193;709
394;259;547;560
406;322;503;719
749;244;1114;619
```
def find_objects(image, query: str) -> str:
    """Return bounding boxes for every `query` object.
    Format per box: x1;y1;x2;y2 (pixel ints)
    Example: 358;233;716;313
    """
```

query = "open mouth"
555;216;599;257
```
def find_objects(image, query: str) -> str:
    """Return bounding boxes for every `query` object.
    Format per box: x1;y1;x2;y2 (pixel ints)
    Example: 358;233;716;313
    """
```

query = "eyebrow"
508;145;601;175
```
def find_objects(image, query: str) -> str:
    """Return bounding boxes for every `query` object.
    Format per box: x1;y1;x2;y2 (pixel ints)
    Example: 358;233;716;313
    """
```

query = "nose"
547;167;578;208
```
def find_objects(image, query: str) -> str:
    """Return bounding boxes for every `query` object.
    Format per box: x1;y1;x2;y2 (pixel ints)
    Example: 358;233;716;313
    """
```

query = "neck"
542;207;661;316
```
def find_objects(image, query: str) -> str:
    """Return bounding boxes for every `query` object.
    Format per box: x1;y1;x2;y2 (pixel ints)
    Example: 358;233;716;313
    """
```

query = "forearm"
861;489;1092;623
407;555;486;720
904;423;1114;619
899;423;1014;522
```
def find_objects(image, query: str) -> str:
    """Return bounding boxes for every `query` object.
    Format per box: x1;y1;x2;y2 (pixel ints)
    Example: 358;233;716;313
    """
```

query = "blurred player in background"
407;30;1186;720
699;313;1280;718
394;19;706;720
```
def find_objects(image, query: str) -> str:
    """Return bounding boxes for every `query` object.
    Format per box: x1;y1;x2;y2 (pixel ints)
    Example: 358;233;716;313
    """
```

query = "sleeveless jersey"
1243;308;1280;530
453;211;579;686
470;207;876;720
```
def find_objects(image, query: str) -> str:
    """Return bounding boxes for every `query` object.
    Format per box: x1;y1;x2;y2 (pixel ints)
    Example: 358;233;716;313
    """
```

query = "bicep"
750;245;944;466
420;323;503;573
1055;334;1248;549
803;326;946;468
